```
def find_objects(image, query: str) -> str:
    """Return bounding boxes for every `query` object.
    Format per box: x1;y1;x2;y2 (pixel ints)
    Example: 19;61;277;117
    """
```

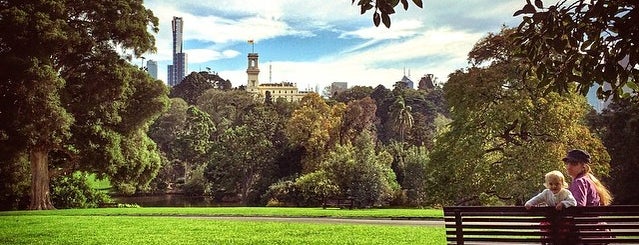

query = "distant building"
167;16;188;86
397;75;414;89
146;60;158;79
330;82;348;97
246;52;311;102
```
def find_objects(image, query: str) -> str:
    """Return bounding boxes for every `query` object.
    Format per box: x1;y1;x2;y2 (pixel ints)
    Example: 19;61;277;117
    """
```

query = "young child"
525;170;577;210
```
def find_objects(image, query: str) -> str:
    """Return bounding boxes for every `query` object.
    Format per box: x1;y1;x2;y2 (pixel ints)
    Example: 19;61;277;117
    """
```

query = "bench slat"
445;224;543;230
443;205;639;244
446;230;546;236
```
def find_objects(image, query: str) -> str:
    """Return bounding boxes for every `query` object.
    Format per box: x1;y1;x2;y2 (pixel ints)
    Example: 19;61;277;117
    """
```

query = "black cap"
562;149;590;163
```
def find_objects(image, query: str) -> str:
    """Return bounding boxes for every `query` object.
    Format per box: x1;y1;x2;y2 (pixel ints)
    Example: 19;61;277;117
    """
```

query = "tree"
170;71;232;104
401;89;441;148
285;93;345;172
147;99;215;194
148;98;188;192
596;98;639;204
353;0;423;28
401;146;430;206
175;107;215;181
268;99;304;181
429;28;609;205
370;85;395;143
514;0;638;100
0;152;29;210
148;98;189;158
196;89;258;135
0;0;167;209
390;96;414;143
205;106;279;204
315;131;398;207
332;85;374;103
339;97;377;144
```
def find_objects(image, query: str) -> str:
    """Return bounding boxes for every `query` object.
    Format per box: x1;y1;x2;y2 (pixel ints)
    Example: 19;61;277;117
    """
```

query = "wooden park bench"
444;205;639;244
322;197;354;209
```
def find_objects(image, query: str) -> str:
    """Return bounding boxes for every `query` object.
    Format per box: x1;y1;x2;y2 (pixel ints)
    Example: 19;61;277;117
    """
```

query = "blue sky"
142;0;525;90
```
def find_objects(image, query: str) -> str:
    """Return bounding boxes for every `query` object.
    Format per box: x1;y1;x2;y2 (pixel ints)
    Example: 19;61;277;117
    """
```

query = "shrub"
50;172;111;209
263;179;302;206
183;165;209;195
295;171;339;205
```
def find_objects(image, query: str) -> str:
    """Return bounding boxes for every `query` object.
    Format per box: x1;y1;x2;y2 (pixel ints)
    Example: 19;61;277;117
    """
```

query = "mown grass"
0;208;445;244
0;207;443;219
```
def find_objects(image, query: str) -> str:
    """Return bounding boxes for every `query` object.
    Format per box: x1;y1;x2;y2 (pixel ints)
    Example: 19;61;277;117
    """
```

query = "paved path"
187;216;445;226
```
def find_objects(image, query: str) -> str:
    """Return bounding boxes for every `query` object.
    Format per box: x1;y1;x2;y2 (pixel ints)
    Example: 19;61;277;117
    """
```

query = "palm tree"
391;96;414;142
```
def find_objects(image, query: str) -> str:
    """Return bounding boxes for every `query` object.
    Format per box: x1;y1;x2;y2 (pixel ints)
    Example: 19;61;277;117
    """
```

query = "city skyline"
141;1;523;89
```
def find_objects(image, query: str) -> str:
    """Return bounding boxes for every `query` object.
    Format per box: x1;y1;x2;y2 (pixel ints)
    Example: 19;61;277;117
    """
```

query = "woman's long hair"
584;164;613;205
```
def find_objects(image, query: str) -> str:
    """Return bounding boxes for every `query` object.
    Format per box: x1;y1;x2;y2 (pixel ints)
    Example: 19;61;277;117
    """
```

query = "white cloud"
218;27;483;90
185;49;240;63
144;0;522;87
339;20;423;40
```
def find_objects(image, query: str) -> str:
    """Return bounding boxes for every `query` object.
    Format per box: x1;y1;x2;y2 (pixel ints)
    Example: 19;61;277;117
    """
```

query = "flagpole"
248;39;255;53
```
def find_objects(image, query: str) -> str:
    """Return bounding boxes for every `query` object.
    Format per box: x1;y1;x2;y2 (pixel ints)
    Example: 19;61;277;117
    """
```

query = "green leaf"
412;0;423;8
514;4;536;16
382;12;391;28
626;81;638;91
359;2;374;14
401;0;409;10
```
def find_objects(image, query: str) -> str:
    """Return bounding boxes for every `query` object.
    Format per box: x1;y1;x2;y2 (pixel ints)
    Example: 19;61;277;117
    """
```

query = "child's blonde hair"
543;170;568;189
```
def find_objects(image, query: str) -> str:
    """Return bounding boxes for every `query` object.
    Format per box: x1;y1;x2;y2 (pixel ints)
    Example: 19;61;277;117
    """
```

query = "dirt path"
186;216;445;226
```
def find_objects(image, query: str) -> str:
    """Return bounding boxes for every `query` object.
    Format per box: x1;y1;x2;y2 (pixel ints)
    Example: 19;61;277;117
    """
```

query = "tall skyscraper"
167;16;188;86
146;60;158;79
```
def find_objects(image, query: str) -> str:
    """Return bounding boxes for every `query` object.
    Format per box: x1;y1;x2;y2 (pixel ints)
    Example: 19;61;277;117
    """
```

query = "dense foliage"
514;0;638;100
429;28;610;205
170;71;232;104
0;0;168;209
594;98;639;204
50;172;111;209
145;75;446;207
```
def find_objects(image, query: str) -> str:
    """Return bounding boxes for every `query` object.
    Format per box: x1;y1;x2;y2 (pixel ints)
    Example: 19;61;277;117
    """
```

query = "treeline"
146;70;448;208
129;29;639;207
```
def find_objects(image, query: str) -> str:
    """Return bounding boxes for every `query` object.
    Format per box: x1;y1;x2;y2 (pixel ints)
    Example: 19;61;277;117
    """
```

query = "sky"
141;0;526;91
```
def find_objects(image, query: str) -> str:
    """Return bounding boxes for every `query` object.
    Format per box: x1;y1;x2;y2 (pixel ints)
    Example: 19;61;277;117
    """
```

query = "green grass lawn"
0;207;445;244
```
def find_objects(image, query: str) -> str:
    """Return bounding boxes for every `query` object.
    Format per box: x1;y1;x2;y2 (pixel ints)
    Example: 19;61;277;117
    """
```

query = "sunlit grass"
0;206;443;219
0;211;445;244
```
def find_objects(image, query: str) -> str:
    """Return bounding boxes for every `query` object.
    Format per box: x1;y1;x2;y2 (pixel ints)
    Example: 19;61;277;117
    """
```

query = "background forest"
1;0;637;210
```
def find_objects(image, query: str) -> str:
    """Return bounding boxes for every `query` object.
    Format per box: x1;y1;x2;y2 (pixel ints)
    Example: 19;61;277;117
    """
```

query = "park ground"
0;207;446;244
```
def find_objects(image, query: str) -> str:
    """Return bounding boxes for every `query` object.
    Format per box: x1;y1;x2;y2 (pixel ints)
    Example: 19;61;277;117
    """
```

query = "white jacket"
525;188;577;208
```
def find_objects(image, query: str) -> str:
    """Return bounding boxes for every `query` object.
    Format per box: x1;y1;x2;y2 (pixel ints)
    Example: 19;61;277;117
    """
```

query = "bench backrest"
443;205;639;244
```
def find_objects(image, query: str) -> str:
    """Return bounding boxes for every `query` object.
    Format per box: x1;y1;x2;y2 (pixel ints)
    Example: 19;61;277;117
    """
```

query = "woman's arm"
569;178;588;206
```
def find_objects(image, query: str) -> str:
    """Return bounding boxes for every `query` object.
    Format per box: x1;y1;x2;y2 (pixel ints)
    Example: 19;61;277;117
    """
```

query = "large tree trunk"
29;145;55;210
